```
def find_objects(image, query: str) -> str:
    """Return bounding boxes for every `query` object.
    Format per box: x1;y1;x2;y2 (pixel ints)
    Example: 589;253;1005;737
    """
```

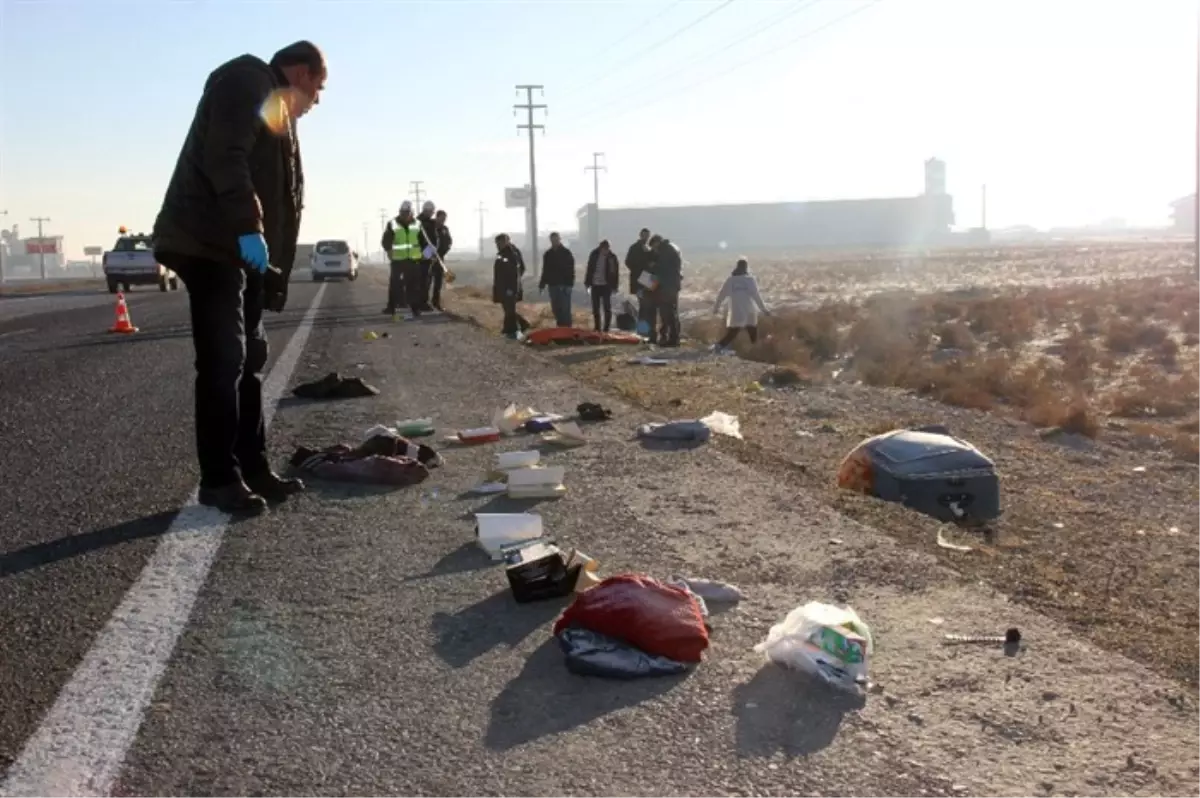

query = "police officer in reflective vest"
381;200;422;315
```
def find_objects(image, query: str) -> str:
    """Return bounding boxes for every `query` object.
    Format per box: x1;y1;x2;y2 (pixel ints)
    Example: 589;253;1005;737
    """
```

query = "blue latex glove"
422;245;435;260
238;233;269;273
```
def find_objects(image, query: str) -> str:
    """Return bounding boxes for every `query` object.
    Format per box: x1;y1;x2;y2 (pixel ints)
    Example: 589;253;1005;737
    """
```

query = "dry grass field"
446;240;1199;687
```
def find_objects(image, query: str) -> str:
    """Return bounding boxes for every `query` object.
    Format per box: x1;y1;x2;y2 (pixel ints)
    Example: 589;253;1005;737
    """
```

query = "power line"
558;0;688;92
575;0;882;131
577;0;824;118
582;0;737;91
515;84;547;278
585;152;607;243
410;180;425;208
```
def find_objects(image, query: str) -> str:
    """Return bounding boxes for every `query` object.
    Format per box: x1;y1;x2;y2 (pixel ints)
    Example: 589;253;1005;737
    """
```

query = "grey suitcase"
859;429;1001;524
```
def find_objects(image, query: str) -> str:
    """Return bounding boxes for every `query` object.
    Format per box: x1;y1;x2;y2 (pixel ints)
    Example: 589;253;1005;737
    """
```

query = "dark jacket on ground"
585;248;621;289
436;224;452;258
493;244;525;303
381;216;423;262
625;240;651;292
417;212;439;257
153;54;303;310
650;240;683;294
540;245;576;288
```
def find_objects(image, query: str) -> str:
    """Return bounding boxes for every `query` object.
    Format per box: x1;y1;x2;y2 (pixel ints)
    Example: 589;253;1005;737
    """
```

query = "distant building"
1170;194;1196;234
576;159;956;253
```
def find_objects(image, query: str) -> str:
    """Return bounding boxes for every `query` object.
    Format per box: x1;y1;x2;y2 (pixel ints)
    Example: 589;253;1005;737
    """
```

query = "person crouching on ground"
585;238;620;332
539;231;576;327
493;233;530;339
713;257;769;350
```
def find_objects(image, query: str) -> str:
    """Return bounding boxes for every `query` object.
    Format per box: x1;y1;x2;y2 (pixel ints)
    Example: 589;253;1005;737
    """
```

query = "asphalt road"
0;273;1196;797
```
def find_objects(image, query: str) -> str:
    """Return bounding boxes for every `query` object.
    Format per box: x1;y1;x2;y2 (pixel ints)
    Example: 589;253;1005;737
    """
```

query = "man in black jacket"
539;231;575;327
625;227;654;337
414;200;440;312
492;233;530;338
584;239;620;332
431;209;452;310
648;234;684;347
152;40;325;513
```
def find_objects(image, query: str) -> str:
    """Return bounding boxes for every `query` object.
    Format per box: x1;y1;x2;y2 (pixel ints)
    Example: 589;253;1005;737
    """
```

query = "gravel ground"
445;287;1200;692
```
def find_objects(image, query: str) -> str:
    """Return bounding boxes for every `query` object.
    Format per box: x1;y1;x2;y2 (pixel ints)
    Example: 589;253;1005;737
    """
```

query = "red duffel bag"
552;573;710;663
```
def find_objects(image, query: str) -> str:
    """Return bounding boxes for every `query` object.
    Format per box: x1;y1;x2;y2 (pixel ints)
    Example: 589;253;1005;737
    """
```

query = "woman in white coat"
713;258;769;348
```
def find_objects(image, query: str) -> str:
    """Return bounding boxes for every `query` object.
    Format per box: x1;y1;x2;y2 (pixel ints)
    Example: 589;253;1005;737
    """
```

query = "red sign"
24;239;58;255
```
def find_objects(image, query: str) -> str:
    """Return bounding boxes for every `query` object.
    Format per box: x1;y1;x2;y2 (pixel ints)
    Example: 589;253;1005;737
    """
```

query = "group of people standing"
381;200;453;317
511;227;686;346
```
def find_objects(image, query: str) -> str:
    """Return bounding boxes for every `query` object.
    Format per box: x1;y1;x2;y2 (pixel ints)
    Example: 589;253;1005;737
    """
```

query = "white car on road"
310;240;359;282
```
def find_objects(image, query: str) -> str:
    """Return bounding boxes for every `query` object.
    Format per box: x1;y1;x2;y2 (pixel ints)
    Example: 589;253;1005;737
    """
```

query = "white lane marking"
0;284;328;798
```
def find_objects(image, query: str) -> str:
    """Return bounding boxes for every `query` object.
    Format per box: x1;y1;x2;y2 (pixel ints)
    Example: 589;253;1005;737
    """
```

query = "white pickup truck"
102;231;179;294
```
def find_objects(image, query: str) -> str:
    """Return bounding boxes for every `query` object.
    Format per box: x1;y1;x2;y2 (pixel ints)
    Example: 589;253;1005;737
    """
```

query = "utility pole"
30;216;50;280
515;84;546;278
379;207;389;230
585;151;606;245
362;223;370;260
477;201;487;262
0;209;7;283
410;181;425;209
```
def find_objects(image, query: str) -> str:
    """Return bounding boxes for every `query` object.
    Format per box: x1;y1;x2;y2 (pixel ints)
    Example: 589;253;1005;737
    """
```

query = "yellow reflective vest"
390;222;421;261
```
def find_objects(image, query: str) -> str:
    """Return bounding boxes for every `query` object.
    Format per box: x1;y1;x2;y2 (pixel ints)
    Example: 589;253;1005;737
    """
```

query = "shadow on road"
0;510;179;578
731;664;865;758
431;589;566;670
402;541;494;583
484;637;690;751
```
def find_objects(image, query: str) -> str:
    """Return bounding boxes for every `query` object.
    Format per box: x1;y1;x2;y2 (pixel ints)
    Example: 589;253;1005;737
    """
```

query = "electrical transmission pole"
362;223;370;260
585;151;606;245
30;216;50;280
410;181;425;208
477;201;487;262
515;84;546;278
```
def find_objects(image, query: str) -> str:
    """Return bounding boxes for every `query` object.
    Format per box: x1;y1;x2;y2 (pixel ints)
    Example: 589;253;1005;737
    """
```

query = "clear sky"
0;0;1196;258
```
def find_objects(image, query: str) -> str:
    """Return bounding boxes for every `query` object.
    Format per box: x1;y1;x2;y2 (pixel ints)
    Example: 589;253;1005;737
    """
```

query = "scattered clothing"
615;297;638;332
292;372;380;400
670;576;744;603
557;627;690;679
552;574;710;663
357;432;443;467
636;420;712;442
576;402;613;422
289;442;430;486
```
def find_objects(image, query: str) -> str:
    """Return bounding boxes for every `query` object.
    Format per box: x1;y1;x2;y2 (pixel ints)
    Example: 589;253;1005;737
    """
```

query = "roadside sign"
83;246;103;256
504;186;531;209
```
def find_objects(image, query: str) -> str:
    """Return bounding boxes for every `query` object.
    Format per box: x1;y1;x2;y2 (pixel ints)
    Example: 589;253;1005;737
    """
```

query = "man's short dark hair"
599;239;610;249
494;233;508;244
271;41;325;73
639;227;650;235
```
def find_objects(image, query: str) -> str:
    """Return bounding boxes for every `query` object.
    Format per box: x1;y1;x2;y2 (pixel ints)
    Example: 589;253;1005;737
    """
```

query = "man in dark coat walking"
152;41;326;513
431;209;452;310
492;233;530;338
539;231;575;327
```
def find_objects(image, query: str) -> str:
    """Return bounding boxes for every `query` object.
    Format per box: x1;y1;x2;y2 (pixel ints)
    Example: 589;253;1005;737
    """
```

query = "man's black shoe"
244;471;305;504
383;307;395;315
198;482;268;514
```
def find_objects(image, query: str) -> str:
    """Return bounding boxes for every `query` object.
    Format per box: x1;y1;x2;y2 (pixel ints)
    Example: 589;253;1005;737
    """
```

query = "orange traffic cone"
110;292;138;334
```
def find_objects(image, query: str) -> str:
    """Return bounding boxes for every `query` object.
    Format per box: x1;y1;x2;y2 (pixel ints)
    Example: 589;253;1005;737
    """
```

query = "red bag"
552;574;710;663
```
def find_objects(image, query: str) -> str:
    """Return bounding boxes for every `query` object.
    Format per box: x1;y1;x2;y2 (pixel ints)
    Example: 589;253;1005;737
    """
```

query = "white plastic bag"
492;404;538;435
754;602;873;691
699;411;742;440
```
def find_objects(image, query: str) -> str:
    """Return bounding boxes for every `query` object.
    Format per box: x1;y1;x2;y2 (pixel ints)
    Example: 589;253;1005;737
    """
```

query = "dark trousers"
658;291;680;346
172;256;270;489
386;260;407;311
403;260;424;315
416;259;435;310
430;262;445;308
639;292;659;343
718;325;759;347
499;294;530;336
547;284;573;327
589;285;613;331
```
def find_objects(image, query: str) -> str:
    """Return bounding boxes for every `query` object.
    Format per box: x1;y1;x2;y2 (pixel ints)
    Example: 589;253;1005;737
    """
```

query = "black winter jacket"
650;240;683;294
625;240;651;292
152;54;303;310
493;244;525;303
417;212;439;258
585;248;620;289
540;245;576;288
436;224;452;258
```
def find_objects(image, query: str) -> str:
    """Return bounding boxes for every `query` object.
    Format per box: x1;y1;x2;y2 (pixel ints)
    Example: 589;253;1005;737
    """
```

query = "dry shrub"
1058;328;1098;385
934;320;976;351
1184;333;1200;347
1168;432;1200;462
1079;304;1103;333
760;306;844;361
966;295;1038;348
1027;397;1101;437
1109;365;1200;418
1156;337;1180;368
1182;309;1200;336
1105;317;1170;353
